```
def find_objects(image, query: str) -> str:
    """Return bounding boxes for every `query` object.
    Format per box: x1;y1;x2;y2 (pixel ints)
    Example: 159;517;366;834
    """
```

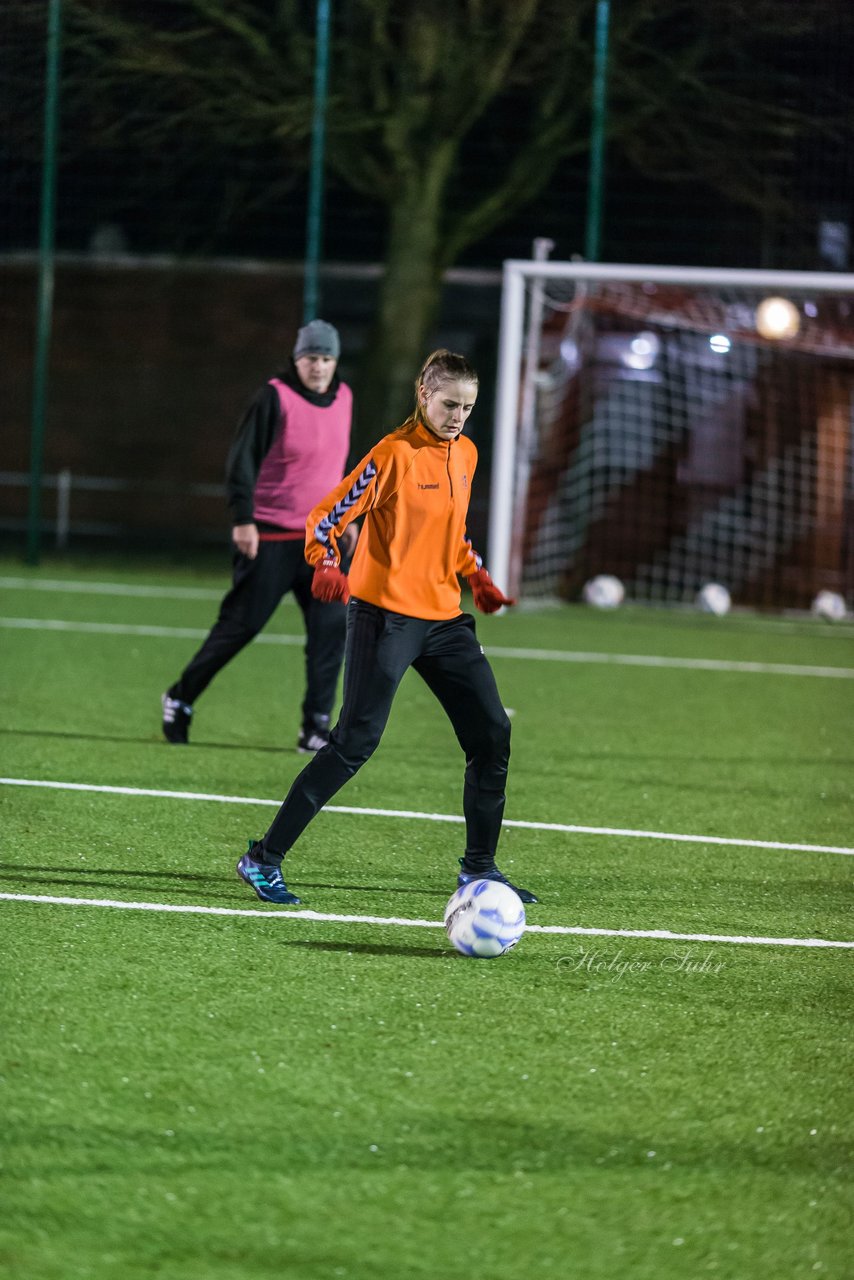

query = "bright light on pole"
755;296;801;340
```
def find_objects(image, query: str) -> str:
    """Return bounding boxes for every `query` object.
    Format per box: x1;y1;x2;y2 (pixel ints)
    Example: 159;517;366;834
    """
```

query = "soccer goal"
488;260;854;610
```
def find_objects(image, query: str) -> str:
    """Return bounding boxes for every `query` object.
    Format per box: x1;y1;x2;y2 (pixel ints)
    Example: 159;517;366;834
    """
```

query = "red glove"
466;567;516;614
311;556;351;604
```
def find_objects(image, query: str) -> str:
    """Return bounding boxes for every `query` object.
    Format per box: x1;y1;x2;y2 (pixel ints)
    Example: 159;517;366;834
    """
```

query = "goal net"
488;261;854;610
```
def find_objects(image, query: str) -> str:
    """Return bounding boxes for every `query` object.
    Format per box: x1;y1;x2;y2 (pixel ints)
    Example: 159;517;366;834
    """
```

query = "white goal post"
488;260;854;609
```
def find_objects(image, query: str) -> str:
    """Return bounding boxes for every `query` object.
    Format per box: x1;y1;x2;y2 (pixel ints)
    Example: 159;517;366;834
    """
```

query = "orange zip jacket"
304;421;483;620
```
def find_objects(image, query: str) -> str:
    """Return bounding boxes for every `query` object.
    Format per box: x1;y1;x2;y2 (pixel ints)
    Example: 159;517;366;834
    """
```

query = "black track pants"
262;598;511;863
169;540;346;727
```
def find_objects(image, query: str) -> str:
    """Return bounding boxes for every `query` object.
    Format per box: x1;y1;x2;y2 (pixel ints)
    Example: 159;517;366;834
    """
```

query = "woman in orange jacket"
236;348;538;906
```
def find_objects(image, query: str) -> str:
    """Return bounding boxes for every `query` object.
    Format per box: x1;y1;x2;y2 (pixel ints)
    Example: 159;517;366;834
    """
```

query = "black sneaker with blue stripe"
457;857;539;904
237;841;301;905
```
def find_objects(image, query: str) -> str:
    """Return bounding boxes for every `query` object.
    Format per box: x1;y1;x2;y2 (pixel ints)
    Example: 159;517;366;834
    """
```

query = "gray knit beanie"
293;319;340;360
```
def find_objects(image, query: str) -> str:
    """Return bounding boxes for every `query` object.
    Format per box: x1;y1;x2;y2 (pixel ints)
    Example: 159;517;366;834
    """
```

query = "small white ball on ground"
583;574;625;609
811;590;847;622
696;582;731;615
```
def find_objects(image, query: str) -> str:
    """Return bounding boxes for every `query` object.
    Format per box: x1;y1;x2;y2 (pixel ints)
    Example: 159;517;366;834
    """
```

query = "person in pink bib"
161;320;355;752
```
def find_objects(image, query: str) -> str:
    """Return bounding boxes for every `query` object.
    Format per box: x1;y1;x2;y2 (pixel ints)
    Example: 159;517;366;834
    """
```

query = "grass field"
1;553;852;1280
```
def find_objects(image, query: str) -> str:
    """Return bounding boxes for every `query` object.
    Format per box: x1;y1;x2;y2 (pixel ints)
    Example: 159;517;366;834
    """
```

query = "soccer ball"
696;582;731;616
811;590;847;622
583;574;625;609
443;879;526;959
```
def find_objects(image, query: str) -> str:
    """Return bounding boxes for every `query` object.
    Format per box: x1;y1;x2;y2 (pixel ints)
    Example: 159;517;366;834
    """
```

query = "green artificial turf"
1;554;852;1280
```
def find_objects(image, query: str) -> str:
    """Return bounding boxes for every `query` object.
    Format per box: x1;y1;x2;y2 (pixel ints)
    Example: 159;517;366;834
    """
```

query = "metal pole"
55;467;71;548
488;263;527;597
584;0;610;262
508;237;554;597
303;0;331;323
27;0;63;565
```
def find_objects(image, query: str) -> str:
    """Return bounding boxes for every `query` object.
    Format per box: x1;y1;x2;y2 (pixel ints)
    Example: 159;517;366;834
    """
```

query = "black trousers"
169;540;347;728
263;598;512;864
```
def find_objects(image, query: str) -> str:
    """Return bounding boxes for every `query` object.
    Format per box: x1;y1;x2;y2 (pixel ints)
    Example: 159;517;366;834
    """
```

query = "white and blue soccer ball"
696;582;731;616
811;590;847;622
443;879;526;959
583;574;625;609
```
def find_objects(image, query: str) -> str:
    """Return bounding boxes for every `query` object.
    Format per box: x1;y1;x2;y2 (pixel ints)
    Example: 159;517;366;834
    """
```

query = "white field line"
0;576;227;600
0;616;302;645
486;644;854;679
2;776;853;857
0;891;850;950
2;616;853;678
3;576;853;639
